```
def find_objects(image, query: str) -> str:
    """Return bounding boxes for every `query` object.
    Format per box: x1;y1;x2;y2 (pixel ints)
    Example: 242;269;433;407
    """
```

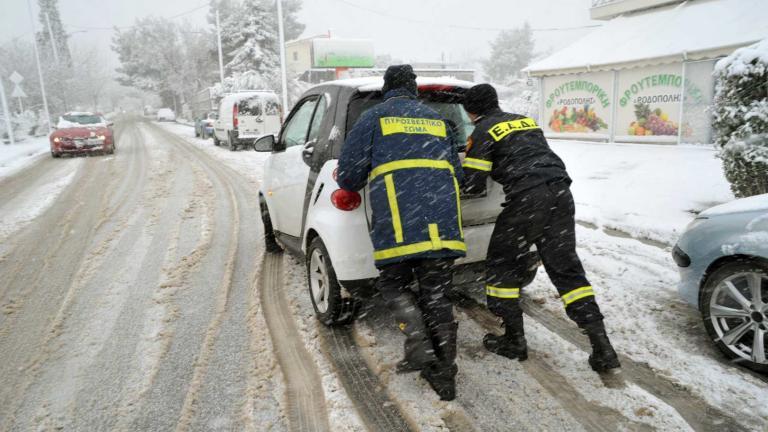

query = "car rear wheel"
306;236;355;326
701;260;768;372
213;134;220;146
228;132;237;151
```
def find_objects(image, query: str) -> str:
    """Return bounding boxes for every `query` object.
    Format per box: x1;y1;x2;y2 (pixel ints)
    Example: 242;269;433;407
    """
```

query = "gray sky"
1;0;598;66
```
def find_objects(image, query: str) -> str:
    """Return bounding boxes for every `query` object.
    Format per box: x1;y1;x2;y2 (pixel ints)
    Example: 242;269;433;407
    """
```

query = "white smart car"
254;77;508;325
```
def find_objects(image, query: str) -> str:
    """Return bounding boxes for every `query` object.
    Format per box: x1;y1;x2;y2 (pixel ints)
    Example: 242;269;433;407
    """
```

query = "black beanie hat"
463;83;499;115
382;64;417;95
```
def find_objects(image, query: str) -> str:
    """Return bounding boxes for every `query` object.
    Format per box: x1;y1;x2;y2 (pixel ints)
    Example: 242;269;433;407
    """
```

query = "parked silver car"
674;193;768;372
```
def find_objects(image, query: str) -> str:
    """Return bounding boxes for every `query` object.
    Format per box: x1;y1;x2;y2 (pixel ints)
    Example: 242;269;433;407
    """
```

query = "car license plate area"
86;138;102;146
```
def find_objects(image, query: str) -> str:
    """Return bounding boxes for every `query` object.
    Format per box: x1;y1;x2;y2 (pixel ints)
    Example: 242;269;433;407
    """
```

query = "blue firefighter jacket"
337;87;466;268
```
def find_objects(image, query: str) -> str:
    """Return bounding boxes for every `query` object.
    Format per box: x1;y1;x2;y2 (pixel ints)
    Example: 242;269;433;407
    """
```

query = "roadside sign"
11;84;27;99
9;71;24;84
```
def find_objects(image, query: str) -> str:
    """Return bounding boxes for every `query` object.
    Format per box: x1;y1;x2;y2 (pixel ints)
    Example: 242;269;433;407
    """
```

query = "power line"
36;2;210;35
331;0;601;32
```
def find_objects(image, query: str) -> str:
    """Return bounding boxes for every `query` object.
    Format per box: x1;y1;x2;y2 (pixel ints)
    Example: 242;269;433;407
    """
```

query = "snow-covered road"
0;118;765;431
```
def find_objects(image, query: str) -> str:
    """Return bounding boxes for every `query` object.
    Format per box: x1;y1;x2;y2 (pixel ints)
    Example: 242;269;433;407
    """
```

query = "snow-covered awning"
525;0;768;76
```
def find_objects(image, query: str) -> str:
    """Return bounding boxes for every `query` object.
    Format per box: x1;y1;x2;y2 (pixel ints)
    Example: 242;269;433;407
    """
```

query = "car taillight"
233;104;239;128
332;167;338;181
331;189;361;211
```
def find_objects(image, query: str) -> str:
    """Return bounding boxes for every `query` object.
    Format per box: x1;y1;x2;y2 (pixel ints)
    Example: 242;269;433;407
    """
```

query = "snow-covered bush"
713;38;768;197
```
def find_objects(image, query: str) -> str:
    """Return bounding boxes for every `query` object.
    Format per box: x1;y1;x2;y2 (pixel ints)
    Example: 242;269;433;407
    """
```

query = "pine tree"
220;0;281;88
483;22;533;85
713;38;768;197
36;0;72;66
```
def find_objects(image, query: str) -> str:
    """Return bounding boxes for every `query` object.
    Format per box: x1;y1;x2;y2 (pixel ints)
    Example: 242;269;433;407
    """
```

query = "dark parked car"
195;112;218;139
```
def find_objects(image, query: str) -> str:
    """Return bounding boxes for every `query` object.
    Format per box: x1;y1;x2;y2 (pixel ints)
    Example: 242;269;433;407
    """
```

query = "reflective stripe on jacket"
337;88;465;267
462;109;570;198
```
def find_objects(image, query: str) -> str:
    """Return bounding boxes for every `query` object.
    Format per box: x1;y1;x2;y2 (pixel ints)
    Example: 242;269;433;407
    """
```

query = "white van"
213;91;282;151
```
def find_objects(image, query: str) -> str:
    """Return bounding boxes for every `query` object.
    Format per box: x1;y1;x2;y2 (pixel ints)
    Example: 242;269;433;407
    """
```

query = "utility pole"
27;0;52;134
0;78;15;145
275;0;289;111
215;9;225;88
44;12;60;64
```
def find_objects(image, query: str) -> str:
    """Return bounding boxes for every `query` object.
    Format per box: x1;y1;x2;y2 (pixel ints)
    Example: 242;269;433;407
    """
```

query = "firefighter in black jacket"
461;84;620;373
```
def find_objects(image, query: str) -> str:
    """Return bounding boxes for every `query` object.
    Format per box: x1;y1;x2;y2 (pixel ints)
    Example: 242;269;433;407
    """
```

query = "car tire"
51;151;60;158
213;135;220;146
194;128;199;137
260;198;282;253
701;260;768;373
306;236;355;326
228;132;237;151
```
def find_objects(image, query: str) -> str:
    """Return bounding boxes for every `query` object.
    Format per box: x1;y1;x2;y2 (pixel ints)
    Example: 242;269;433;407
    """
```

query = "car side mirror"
107;121;114;127
253;134;275;152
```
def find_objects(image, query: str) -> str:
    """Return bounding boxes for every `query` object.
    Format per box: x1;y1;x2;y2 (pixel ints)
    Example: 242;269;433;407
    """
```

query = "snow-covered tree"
113;18;217;109
483;23;534;85
36;0;72;66
713;38;768;197
219;0;281;88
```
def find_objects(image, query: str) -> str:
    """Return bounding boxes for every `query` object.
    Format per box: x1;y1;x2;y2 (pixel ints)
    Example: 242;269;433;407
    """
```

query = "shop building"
525;0;768;144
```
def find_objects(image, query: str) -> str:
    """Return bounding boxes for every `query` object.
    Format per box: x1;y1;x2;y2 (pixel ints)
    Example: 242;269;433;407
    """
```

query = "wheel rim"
309;248;330;313
709;271;768;364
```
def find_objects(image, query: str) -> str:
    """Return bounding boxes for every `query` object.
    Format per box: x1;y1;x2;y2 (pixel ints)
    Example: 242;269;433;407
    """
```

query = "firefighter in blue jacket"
337;65;464;400
461;84;620;373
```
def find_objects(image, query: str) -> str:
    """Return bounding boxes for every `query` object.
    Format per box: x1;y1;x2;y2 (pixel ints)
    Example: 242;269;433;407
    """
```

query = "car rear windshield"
237;98;262;116
344;87;475;150
61;114;103;125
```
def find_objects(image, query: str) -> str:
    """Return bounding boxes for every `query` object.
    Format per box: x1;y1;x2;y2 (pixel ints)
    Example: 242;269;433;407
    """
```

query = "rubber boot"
389;294;438;374
420;322;458;401
583;320;621;372
483;314;528;361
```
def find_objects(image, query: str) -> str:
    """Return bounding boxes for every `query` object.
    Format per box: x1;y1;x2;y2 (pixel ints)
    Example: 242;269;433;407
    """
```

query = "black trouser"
377;258;455;337
486;180;604;327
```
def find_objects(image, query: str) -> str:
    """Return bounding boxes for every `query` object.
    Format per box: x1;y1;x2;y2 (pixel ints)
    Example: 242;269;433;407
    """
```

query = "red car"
50;112;115;158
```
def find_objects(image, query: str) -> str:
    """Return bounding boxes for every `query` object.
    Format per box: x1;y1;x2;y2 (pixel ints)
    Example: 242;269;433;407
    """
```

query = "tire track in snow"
147;125;243;432
454;285;747;432
317;323;415;432
455;295;639;432
260;252;331;432
114;157;214;431
519;297;749;432
0;127;153;429
242;249;285;431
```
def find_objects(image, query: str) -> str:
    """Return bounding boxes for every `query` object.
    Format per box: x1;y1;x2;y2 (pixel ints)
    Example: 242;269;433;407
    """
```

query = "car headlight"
53;137;60;143
685;216;708;231
98;135;106;141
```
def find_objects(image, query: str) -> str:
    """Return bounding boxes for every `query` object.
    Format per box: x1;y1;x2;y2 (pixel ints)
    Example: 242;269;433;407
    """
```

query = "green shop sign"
619;73;704;107
545;80;611;109
314;55;375;68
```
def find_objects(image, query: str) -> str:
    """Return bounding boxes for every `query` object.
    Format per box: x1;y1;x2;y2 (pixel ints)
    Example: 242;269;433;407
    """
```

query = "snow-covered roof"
312;76;475;92
525;0;768;76
220;90;279;105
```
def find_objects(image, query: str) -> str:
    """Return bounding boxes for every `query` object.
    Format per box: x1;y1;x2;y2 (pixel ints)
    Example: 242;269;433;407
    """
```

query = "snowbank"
551;140;733;245
0;136;51;179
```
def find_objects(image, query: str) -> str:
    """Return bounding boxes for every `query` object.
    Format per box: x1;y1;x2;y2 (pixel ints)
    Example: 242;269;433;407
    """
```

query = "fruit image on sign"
627;102;678;136
548;105;608;133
